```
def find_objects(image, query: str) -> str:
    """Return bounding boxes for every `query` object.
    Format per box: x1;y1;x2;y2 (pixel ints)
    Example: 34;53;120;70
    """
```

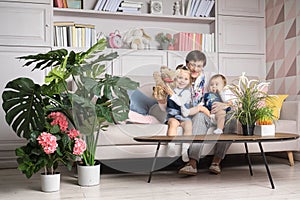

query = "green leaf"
2;78;45;139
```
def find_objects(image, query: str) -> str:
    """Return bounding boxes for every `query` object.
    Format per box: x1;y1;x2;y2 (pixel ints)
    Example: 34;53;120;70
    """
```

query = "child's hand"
162;85;174;96
198;105;210;117
211;102;228;114
157;99;167;104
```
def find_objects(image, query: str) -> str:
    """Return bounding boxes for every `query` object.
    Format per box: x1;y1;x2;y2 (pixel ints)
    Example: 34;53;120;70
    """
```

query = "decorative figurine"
174;1;181;15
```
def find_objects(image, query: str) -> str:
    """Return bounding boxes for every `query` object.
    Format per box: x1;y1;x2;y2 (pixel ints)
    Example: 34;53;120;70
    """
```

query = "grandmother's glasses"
188;62;204;69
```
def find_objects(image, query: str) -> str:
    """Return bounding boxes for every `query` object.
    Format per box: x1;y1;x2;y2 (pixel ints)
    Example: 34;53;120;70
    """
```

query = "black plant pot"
242;124;255;136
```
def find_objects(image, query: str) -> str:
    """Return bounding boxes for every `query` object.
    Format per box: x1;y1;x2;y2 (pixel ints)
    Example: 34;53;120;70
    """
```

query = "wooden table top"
134;133;299;143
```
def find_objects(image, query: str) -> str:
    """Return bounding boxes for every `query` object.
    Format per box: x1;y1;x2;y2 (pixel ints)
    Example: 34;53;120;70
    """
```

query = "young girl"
163;65;192;162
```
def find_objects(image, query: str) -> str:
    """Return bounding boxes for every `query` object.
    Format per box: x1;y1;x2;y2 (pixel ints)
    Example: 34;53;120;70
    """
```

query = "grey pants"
189;112;237;162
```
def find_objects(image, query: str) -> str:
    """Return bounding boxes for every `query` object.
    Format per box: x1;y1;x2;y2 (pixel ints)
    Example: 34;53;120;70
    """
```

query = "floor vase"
77;161;101;186
40;172;60;192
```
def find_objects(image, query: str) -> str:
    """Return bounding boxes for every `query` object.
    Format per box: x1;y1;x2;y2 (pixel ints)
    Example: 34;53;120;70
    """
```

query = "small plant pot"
254;124;275;136
77;160;101;186
242;124;255;136
40;172;60;192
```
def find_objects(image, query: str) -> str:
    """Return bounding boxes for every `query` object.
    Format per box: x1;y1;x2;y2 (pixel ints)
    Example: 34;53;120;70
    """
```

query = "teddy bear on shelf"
152;66;176;101
123;28;152;50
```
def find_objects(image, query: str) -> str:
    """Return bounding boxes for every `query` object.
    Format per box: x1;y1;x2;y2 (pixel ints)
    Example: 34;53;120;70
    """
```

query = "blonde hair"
175;65;192;86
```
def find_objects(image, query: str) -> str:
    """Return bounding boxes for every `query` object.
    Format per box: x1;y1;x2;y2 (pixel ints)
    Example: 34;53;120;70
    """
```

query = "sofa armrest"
280;100;300;133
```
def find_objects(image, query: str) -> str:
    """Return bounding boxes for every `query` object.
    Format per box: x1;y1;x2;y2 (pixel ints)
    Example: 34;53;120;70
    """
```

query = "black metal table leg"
258;142;275;189
244;142;253;176
147;142;161;183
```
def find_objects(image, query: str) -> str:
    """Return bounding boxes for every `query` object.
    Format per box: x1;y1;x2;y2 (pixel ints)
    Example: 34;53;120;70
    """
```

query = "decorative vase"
160;42;170;50
40;172;60;192
242;124;255;136
77;160;101;186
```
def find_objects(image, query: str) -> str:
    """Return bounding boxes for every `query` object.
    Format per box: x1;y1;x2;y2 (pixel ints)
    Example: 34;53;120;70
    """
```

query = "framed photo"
67;0;82;9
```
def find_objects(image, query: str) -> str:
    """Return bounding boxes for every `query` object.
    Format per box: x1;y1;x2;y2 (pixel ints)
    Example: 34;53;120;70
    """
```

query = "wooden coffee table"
134;133;299;189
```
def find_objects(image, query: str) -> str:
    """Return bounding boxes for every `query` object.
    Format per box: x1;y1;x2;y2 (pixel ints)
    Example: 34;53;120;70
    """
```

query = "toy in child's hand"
123;28;151;50
152;66;176;100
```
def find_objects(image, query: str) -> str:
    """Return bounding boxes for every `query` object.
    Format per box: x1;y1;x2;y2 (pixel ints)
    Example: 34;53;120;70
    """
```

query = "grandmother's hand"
211;102;229;114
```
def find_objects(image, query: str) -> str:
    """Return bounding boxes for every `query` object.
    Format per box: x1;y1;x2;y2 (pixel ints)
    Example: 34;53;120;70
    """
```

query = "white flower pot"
254;124;275;136
40;172;60;192
77;161;101;186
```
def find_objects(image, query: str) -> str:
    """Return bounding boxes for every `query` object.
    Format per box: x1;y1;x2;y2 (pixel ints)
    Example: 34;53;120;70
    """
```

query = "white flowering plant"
225;73;274;126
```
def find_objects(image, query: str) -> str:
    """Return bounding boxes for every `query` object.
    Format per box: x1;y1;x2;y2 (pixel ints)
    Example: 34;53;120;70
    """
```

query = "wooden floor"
0;154;299;200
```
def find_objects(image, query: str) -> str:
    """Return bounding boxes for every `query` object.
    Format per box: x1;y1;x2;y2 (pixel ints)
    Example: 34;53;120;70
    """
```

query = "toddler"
203;74;229;134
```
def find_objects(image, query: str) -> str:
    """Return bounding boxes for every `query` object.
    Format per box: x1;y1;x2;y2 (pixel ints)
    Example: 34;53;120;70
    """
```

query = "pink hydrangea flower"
48;112;68;131
73;138;86;155
67;129;81;139
166;33;172;40
37;132;57;154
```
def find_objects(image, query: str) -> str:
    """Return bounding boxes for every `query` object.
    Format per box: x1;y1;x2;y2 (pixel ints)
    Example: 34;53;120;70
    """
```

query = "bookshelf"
52;0;216;52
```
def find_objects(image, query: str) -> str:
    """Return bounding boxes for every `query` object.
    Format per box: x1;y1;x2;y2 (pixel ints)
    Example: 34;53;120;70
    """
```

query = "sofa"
95;75;300;170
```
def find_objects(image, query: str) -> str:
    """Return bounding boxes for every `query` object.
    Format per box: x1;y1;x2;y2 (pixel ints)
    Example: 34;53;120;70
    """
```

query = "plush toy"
152;66;176;100
123;28;151;50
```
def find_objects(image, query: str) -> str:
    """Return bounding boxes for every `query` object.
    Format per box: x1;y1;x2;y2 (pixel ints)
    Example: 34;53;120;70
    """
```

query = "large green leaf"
18;48;68;71
2;78;45;139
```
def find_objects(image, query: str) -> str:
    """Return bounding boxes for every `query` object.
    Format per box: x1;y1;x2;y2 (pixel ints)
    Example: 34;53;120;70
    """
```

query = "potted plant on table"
2;39;139;187
226;73;273;136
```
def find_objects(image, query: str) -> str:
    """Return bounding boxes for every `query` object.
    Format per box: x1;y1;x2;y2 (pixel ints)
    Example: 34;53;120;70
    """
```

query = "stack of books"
93;0;123;12
173;32;215;52
117;1;143;14
185;0;215;17
53;22;96;48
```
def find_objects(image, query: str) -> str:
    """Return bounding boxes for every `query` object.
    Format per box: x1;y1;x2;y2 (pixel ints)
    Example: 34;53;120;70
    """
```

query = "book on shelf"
173;32;214;52
204;0;215;17
190;0;200;17
195;0;206;17
62;0;68;8
54;21;75;26
67;0;82;9
94;0;102;10
197;0;211;17
110;0;123;12
120;2;142;8
181;0;185;16
54;22;96;48
94;0;105;10
117;6;141;14
185;0;193;16
54;0;64;8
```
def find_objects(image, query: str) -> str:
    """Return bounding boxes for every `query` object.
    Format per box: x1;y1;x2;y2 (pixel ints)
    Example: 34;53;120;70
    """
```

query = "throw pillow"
266;95;288;120
127;89;157;115
127;110;161;124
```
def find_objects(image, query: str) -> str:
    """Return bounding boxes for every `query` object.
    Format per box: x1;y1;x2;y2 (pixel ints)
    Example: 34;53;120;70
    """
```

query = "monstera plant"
2;39;139;176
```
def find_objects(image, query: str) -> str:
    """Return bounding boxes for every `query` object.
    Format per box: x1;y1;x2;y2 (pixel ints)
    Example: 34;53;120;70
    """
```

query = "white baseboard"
0;140;26;169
